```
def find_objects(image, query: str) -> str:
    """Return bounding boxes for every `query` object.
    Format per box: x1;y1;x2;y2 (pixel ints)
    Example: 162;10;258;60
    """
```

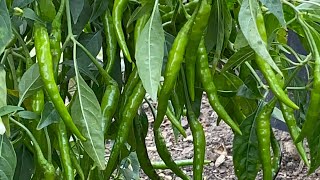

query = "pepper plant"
0;0;320;179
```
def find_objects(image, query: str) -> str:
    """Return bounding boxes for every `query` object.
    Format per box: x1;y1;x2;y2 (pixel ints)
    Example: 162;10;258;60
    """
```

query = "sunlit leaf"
135;3;165;100
71;75;105;170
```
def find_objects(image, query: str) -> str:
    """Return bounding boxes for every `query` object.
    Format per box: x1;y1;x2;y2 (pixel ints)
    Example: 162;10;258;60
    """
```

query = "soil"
140;94;320;180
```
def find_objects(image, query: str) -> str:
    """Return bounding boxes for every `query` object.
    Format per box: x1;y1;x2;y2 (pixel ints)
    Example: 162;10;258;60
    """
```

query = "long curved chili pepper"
296;18;320;143
154;7;198;130
256;101;276;180
102;7;117;74
196;39;242;135
101;84;120;135
55;121;74;180
185;0;212;101
153;9;198;180
133;115;161;180
279;102;309;166
182;67;206;179
33;20;85;141
270;129;281;179
154;129;189;180
112;0;132;62
255;10;298;110
49;0;65;76
104;81;146;179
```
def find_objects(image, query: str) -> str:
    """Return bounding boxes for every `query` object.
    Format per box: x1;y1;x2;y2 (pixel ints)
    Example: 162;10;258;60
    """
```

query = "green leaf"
0;135;17;180
12;0;34;8
205;0;224;52
238;0;282;76
70;0;84;24
259;0;286;27
237;84;262;100
0;0;12;55
18;63;43;104
233;103;262;180
72;31;101;84
127;2;153;27
213;72;244;97
90;0;109;22
120;152;140;180
22;8;44;23
135;3;165;101
37;102;60;130
13;144;35;180
271;107;285;123
72;0;92;35
234;31;249;50
297;0;320;11
16;111;39;120
63;60;98;85
71;75;105;170
221;46;255;72
0;106;24;117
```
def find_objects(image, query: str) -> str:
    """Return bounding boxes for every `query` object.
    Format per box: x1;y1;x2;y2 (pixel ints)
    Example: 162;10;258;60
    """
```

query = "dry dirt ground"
139;94;320;180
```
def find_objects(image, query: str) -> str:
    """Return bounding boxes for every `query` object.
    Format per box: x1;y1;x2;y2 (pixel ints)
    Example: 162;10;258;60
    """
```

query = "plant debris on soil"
139;94;320;180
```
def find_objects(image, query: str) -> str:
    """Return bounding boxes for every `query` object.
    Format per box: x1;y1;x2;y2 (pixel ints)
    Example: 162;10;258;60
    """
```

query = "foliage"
0;0;320;179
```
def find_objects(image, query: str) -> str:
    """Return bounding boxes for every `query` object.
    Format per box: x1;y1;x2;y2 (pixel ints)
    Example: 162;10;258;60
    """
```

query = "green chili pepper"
256;101;276;180
70;149;85;180
166;107;187;137
133;114;161;180
154;7;197;130
31;90;45;115
154;129;189;180
296;18;320;143
118;68;140;118
279;102;309;166
55;120;74;180
255;10;298;110
101;84;120;135
10;117;55;180
104;81;146;179
185;0;212;101
182;67;206;180
171;83;184;120
50;0;65;76
112;0;132;62
270;129;281;179
196;39;241;135
30;89;51;179
161;1;198;23
33;20;86;141
153;11;198;180
103;7;117;74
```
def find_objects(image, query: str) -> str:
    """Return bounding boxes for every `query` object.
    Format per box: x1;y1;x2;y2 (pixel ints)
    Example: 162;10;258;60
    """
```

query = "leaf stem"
72;38;117;85
44;127;52;163
65;0;73;37
0;50;9;64
9;116;46;161
244;61;268;90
